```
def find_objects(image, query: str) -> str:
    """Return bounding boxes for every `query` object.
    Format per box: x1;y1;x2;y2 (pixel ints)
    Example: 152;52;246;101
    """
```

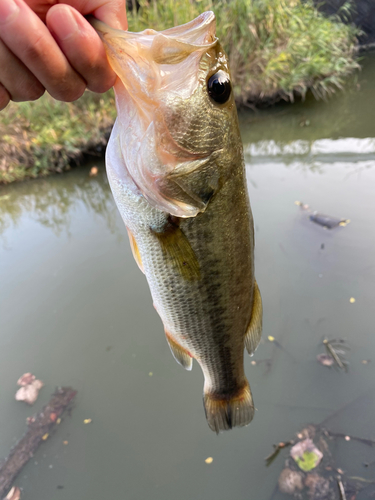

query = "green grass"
0;0;359;183
0;91;116;183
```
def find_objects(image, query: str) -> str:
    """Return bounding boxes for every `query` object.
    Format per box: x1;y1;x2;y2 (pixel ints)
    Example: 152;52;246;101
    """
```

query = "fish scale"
90;11;263;432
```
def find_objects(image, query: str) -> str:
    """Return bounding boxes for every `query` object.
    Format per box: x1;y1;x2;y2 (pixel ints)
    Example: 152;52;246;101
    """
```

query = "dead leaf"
15;379;44;405
17;373;35;386
305;473;330;499
278;468;304;494
205;457;213;464
290;439;323;472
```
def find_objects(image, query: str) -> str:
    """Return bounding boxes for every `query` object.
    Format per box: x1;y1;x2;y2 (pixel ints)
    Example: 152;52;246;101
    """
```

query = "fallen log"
0;387;77;499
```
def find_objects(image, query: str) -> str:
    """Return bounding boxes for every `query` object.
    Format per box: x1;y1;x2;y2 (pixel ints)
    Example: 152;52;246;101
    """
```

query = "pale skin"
0;0;128;110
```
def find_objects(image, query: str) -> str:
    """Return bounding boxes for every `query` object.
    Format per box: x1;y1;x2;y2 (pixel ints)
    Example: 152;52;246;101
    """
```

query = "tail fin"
203;381;254;433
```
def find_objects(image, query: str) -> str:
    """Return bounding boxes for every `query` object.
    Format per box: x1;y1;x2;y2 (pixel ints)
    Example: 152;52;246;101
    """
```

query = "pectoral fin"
151;217;200;281
245;280;263;355
165;332;193;371
126;228;144;274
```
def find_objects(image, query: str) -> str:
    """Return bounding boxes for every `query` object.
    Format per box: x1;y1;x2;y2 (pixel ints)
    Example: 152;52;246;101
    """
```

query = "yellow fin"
165;333;193;371
203;381;254;433
245;280;263;356
126;228;144;274
152;217;200;281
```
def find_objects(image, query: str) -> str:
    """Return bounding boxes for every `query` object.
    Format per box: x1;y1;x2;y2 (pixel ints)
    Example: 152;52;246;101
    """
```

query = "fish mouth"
88;11;217;54
88;12;217;107
89;13;221;218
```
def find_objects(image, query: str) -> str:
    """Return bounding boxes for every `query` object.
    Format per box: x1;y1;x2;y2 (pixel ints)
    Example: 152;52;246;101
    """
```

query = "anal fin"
126;228;144;274
245;280;263;355
165;332;193;371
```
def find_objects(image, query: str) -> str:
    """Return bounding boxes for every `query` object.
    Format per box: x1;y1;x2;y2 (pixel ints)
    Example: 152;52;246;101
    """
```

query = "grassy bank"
0;92;116;184
0;0;359;184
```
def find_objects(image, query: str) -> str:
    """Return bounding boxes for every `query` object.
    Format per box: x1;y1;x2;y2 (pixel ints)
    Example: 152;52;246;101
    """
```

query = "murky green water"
1;58;375;499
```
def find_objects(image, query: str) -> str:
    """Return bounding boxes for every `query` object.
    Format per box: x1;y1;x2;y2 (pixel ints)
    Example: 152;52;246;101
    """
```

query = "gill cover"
90;13;218;217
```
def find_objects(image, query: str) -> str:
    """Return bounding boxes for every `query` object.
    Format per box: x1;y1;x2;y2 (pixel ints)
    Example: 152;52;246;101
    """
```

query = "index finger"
0;0;86;101
53;0;128;29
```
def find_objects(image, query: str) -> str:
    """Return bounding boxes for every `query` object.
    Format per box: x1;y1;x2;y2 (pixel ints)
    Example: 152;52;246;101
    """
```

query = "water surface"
1;58;375;499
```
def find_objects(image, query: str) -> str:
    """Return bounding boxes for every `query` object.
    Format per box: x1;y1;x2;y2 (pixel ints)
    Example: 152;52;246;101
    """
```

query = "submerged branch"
0;387;77;499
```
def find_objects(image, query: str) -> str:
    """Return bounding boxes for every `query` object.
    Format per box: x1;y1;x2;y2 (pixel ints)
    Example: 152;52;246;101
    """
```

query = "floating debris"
205;457;213;464
41;433;49;441
63;441;68;445
89;166;98;176
83;419;92;424
362;359;371;365
316;353;334;367
272;417;375;498
323;339;349;371
349;297;356;304
295;201;350;229
337;477;347;500
305;473;330;499
17;373;35;386
278;468;304;494
266;441;294;466
15;374;44;405
290;439;323;472
310;212;350;229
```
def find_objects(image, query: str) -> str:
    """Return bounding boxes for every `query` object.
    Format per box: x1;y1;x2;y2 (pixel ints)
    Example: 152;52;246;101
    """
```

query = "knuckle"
22;32;46;64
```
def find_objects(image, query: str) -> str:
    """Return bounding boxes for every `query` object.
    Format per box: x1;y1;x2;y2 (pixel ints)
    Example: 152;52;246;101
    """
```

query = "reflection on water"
0;56;375;500
0;166;120;239
239;53;375;144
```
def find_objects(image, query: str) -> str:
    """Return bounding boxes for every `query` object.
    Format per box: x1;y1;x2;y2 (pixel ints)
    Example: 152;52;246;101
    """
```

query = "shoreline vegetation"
0;0;359;184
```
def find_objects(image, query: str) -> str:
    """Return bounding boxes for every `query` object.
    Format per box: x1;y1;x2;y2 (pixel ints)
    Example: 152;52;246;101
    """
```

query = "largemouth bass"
90;12;263;432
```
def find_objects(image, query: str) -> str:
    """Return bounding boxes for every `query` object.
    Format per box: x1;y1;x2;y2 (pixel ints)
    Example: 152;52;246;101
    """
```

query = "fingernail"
0;0;19;24
50;7;78;41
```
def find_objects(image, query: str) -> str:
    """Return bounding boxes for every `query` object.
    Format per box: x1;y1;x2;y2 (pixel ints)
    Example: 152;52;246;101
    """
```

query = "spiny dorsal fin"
166;333;193;371
151;216;201;281
245;280;263;356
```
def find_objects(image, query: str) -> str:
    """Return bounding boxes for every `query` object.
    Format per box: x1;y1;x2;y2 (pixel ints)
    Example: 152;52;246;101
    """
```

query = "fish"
89;11;263;432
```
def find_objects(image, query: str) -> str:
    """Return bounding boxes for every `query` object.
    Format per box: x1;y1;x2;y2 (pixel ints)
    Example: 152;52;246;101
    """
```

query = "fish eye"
207;71;231;104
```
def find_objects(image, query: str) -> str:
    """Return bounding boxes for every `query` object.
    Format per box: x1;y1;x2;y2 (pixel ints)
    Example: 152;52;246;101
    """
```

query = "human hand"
0;0;127;110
